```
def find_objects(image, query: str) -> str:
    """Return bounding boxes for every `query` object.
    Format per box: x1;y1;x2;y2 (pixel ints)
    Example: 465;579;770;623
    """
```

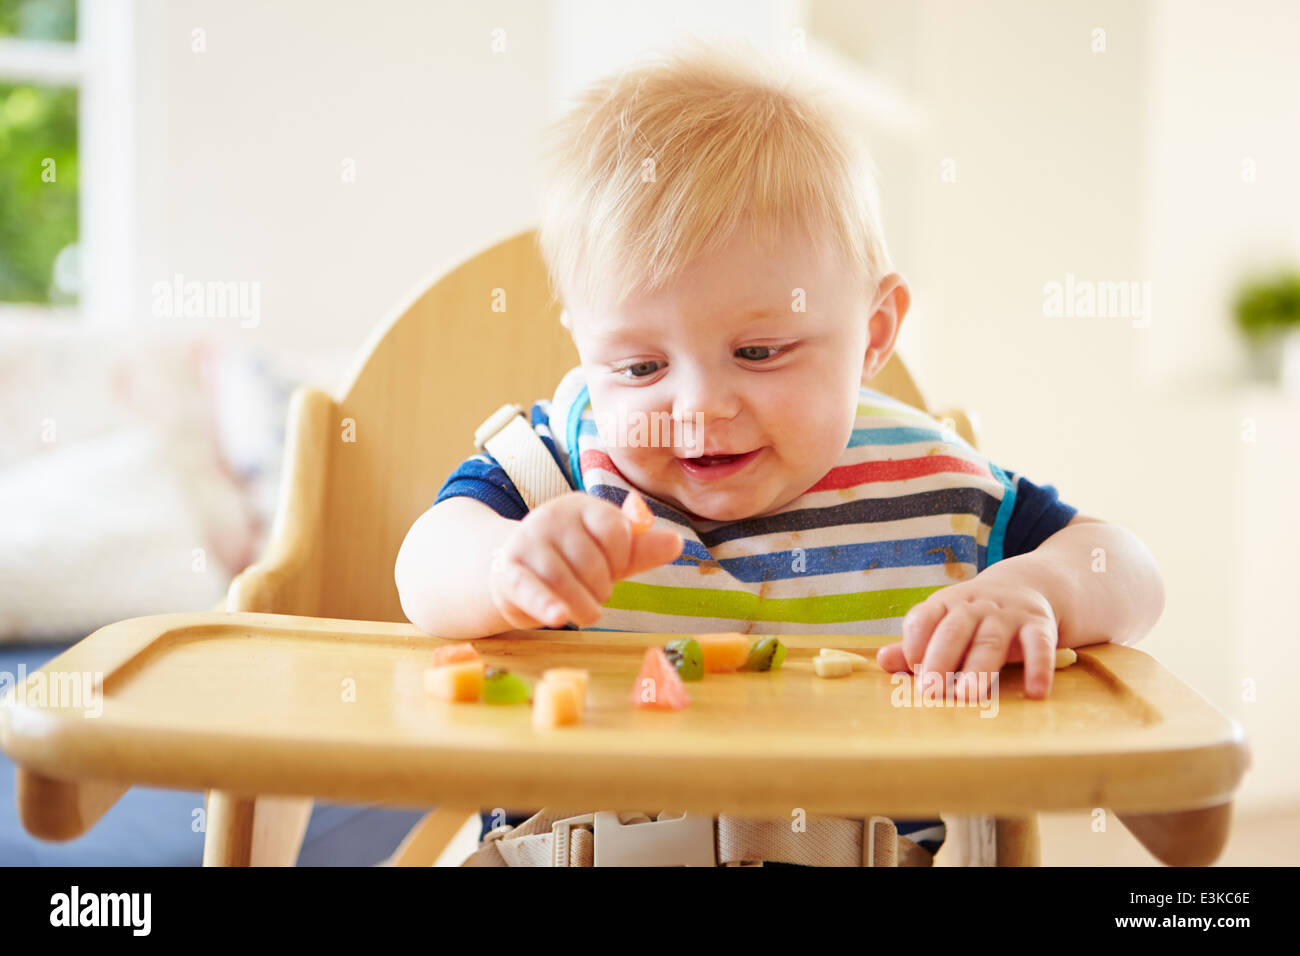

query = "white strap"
473;403;572;511
458;807;925;867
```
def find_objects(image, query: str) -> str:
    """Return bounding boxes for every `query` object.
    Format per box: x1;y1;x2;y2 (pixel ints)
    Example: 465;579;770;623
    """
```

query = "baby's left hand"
876;576;1061;699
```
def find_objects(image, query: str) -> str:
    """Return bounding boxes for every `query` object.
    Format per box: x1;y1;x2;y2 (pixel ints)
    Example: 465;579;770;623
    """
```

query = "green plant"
1234;271;1300;340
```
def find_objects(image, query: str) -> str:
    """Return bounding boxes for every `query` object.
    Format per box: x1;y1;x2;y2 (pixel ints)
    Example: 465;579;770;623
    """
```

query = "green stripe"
605;581;946;624
856;401;934;425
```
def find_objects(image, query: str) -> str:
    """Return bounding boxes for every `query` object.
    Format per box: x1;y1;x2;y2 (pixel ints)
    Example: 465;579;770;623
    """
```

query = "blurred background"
1;0;1296;865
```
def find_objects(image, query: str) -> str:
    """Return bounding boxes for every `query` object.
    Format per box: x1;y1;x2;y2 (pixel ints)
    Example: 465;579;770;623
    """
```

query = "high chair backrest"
253;229;942;624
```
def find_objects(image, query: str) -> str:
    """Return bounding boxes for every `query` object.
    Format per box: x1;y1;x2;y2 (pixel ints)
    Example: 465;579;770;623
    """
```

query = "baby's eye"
619;360;662;379
735;345;783;362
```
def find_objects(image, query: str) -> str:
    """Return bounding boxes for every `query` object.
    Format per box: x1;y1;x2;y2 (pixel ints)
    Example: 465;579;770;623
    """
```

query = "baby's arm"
395;493;683;639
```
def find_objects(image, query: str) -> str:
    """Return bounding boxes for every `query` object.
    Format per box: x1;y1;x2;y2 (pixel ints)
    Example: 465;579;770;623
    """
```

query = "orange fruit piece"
622;489;655;534
695;633;751;673
541;667;589;702
424;660;485;701
533;678;583;728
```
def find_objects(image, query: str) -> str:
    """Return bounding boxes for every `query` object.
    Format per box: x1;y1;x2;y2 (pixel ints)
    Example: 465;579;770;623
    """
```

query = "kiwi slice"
663;638;704;681
482;667;531;704
745;636;787;672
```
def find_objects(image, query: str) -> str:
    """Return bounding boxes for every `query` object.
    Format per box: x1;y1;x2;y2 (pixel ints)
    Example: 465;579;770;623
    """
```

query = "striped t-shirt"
436;366;1078;635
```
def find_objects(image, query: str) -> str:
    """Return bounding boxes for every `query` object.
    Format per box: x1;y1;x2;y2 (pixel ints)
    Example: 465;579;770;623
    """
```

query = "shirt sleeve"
432;401;572;519
998;471;1079;559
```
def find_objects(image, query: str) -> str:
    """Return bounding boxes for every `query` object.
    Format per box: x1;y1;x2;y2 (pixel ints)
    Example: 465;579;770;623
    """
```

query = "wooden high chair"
0;230;1248;867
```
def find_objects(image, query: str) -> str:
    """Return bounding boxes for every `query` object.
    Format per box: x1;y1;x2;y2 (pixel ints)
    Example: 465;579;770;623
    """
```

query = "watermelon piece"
431;643;481;668
695;633;751;673
622;489;656;535
630;646;691;710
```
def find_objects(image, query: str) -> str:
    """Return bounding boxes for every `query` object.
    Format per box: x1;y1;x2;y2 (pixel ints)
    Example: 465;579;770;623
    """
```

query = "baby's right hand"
489;492;684;629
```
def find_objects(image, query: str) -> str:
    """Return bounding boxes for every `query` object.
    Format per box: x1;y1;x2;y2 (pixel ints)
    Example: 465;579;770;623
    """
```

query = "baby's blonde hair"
537;38;894;320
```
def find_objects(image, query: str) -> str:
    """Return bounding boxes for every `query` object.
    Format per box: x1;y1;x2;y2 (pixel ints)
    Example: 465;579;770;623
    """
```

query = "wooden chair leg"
1116;802;1233;866
995;815;1041;866
379;807;481;867
202;791;313;866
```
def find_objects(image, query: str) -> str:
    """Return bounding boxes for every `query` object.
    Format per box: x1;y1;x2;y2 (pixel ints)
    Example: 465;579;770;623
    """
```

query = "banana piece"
813;655;853;678
819;648;872;672
1055;648;1078;669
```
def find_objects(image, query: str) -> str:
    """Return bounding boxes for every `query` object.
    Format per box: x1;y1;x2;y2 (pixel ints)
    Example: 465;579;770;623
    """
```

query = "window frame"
0;0;136;326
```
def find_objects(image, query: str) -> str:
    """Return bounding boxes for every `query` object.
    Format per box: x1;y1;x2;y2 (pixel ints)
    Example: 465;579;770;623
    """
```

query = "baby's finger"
901;599;948;671
1018;621;1058;699
529;544;605;627
624;526;684;578
875;642;909;672
920;602;978;694
498;560;567;629
580;498;634;582
555;518;615;605
958;616;1017;699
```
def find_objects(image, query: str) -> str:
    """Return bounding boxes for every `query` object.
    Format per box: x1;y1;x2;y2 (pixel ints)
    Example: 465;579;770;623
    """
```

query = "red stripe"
806;455;990;493
580;448;626;481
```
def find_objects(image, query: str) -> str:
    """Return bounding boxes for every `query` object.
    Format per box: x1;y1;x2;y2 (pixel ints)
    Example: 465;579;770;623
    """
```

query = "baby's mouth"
677;448;762;481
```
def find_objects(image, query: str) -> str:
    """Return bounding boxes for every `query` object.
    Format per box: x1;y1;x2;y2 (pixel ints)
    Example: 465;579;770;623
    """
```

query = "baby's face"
568;224;873;522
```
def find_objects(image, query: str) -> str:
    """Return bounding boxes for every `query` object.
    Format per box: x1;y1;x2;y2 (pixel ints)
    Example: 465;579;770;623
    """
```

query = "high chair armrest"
932;406;980;449
226;386;335;615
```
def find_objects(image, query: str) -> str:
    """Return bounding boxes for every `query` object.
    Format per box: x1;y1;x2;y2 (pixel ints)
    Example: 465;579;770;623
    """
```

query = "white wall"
132;0;552;381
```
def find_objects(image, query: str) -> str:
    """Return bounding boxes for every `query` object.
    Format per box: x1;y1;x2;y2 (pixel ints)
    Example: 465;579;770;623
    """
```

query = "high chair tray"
0;611;1247;820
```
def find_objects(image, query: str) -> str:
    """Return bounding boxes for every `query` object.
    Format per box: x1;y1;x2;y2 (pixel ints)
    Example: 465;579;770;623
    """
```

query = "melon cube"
541;667;589;702
424;660;485;701
431;643;481;668
695;633;751;673
533;678;584;728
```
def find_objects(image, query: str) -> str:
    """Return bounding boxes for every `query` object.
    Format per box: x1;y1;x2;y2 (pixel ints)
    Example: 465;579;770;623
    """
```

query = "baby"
395;41;1166;864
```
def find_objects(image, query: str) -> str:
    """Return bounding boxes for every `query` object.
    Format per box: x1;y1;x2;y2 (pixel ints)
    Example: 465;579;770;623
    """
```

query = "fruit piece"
745;636;787;672
630;647;691;710
482;667;531;704
1055;648;1078;669
695;633;751;673
664;638;704;681
813;655;852;679
542;667;589;702
622;489;656;534
424;660;485;701
533;678;583;728
819;648;871;672
431;643;481;668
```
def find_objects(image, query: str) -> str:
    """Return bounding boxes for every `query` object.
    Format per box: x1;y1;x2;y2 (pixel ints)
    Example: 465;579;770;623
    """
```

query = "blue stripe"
986;462;1017;567
848;426;951;447
566;385;589;491
669;534;980;583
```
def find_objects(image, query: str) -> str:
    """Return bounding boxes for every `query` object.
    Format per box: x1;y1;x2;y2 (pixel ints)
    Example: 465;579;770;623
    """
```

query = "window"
0;0;134;323
0;0;78;308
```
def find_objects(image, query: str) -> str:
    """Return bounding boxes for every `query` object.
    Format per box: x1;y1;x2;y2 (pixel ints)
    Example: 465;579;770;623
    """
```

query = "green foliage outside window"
0;0;78;305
